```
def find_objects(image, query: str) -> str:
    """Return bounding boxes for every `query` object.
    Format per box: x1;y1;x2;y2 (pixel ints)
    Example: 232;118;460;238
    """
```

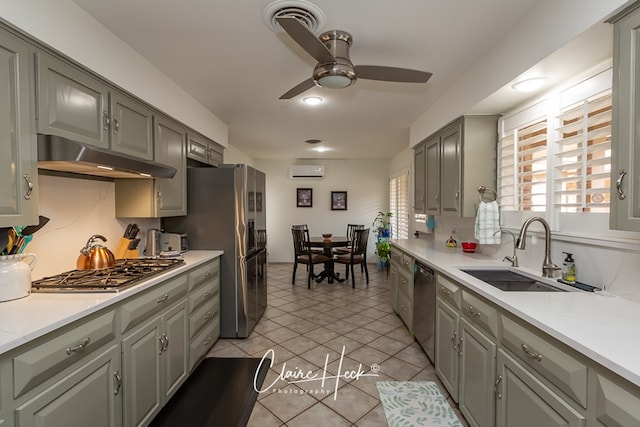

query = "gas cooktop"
32;258;185;293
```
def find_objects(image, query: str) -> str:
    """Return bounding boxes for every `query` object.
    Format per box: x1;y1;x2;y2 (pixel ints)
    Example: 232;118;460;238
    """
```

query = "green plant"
375;240;392;263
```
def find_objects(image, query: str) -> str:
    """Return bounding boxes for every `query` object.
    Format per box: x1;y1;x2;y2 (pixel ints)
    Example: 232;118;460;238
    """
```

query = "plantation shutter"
390;173;409;239
554;92;611;213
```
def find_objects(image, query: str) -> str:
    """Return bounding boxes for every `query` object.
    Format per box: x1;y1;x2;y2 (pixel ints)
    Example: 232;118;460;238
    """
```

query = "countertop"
392;238;640;388
0;250;223;355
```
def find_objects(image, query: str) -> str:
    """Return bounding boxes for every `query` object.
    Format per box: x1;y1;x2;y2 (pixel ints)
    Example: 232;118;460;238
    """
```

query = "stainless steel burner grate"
32;258;185;293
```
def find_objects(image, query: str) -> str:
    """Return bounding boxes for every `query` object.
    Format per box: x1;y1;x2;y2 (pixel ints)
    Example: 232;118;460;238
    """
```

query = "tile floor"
207;263;469;426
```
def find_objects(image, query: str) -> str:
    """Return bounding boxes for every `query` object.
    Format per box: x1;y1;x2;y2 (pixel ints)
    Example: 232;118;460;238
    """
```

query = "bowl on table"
322;233;332;241
461;242;477;253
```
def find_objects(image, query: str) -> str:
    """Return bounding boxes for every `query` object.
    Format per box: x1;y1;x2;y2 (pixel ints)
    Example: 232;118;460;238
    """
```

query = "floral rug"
376;381;462;426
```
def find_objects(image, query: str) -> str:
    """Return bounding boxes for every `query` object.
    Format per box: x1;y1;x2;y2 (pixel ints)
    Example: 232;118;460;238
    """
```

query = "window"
390;173;409;239
499;118;548;212
497;66;613;235
554;91;611;213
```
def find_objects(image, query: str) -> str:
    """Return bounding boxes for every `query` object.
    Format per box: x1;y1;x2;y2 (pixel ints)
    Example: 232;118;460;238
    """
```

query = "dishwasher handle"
415;262;434;277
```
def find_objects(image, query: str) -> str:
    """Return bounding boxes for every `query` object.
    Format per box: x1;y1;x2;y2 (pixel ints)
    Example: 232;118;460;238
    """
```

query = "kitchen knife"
124;223;133;238
128;238;141;250
130;223;139;238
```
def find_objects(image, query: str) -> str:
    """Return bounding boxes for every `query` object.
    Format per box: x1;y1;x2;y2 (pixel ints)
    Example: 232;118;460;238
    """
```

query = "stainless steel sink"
460;269;566;292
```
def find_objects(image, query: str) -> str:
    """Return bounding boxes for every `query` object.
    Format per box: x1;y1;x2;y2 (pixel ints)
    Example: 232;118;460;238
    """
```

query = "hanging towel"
474;201;501;244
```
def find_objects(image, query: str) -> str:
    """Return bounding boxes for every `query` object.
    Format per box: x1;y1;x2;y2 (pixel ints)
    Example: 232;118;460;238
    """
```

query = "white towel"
474;201;501;244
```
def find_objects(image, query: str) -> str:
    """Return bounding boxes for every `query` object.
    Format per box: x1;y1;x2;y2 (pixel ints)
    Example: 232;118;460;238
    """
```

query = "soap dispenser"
561;252;576;284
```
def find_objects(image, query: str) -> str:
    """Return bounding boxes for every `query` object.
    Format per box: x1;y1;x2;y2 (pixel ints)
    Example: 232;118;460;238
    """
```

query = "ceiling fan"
276;16;433;100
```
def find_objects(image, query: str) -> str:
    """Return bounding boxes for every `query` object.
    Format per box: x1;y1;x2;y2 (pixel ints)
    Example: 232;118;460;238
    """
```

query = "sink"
460;269;566;292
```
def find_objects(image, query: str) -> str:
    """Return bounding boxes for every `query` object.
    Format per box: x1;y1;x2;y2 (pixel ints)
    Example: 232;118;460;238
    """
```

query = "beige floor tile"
344;327;382;345
246;402;284;427
378;356;424;380
367;334;409;356
286;402;351;427
233;334;277;355
303;326;341;344
394;341;433;367
260;384;318;423
279;335;320;354
321;383;379;423
260;326;300;343
354;404;389;427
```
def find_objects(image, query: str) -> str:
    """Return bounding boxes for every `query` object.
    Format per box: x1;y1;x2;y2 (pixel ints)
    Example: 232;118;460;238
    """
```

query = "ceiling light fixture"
303;96;323;105
512;77;547;93
313;146;329;152
305;139;322;144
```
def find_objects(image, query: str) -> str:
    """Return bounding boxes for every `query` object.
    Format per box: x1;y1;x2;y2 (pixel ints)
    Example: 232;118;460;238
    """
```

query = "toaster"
160;233;188;253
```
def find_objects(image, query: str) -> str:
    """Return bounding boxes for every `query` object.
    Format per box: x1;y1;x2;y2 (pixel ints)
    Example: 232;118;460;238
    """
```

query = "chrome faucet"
516;217;559;278
494;229;518;267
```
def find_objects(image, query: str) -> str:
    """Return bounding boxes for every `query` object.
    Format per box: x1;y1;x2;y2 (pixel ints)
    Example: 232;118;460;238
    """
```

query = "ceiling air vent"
290;165;325;179
263;0;325;33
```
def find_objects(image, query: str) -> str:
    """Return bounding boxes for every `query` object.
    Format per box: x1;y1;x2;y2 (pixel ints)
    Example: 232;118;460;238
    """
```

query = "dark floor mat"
150;357;270;427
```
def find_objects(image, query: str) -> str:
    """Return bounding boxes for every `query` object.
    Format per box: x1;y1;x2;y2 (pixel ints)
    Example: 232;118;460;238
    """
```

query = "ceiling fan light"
303;96;323;105
317;74;353;89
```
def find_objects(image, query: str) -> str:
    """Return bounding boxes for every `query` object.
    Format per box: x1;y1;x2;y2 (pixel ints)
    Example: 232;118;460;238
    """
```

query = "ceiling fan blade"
279;78;317;99
276;17;335;64
355;65;433;83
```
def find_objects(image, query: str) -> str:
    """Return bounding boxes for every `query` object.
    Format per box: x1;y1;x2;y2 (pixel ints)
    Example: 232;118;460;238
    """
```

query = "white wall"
410;0;630;145
224;144;254;166
0;0;228;146
26;174;160;280
254;159;390;263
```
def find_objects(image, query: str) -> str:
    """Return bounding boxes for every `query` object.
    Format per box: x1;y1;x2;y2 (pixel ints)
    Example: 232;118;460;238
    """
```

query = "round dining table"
308;236;350;283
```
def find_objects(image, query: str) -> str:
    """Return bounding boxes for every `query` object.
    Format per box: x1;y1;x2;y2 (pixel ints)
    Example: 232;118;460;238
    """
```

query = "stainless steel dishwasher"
413;262;435;363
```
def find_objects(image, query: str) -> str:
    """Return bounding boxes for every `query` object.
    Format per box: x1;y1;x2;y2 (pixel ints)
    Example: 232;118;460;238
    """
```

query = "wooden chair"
291;227;331;288
334;228;370;288
334;224;364;255
292;224;323;254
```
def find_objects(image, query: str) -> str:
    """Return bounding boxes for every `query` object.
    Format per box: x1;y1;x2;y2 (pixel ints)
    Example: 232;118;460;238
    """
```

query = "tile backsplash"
26;174;159;279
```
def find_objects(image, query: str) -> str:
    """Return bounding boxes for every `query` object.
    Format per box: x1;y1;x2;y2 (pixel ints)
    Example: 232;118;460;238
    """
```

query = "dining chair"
334;224;364;255
291;227;331;288
292;224;323;254
334;228;370;288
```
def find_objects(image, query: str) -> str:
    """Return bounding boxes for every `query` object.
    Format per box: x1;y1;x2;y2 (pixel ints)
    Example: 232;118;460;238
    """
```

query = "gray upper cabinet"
109;90;153;160
36;52;154;161
187;131;223;167
0;29;38;227
36;52;110;149
419;115;499;218
610;5;640;231
414;144;426;214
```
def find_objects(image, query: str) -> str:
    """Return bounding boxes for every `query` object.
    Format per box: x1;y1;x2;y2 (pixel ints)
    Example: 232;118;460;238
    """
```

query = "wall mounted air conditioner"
289;165;325;179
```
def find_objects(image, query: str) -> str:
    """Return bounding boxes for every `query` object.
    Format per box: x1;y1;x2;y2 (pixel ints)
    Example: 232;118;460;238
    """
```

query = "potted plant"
372;212;393;270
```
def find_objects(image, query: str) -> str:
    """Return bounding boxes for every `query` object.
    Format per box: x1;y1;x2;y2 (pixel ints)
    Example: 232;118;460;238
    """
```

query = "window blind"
390;173;409;239
498;118;548;212
554;92;611;213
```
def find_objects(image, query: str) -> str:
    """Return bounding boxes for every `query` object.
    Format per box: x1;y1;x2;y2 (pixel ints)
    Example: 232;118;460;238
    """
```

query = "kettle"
77;234;116;270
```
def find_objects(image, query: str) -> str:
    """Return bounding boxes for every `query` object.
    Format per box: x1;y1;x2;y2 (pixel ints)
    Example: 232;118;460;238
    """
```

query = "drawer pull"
521;343;543;362
157;293;169;303
204;311;212;320
23;175;34;200
452;332;458;350
204;272;212;279
204;337;212;346
439;287;451;296
467;305;481;318
114;371;122;395
203;291;212;299
66;337;91;355
495;375;502;399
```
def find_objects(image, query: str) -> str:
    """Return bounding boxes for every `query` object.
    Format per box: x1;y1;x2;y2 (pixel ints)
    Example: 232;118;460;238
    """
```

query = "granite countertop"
0;250;223;355
391;238;640;388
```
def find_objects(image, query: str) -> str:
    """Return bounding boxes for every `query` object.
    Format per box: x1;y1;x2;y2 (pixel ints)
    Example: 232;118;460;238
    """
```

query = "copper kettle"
77;234;116;270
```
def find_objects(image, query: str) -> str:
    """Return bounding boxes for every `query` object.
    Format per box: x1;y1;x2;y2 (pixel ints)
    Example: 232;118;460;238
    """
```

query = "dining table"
308;235;350;283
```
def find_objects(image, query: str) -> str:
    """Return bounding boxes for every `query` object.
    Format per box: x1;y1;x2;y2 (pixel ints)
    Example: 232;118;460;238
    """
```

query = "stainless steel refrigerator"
162;164;267;338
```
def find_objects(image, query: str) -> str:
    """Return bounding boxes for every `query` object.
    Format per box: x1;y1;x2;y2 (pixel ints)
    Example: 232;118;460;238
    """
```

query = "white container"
0;253;37;302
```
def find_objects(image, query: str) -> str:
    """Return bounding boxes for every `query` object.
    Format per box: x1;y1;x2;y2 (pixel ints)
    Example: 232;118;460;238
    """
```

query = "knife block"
114;237;140;259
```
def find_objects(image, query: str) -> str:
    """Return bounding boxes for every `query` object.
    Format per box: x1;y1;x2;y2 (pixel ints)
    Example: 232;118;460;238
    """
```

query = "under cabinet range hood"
37;134;177;179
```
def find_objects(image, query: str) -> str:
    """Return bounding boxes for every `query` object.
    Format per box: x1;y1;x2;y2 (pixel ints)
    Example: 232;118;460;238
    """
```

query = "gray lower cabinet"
389;262;399;313
0;29;38;227
36;52;154;161
459;318;496;427
122;301;188;427
496;349;585;427
390;248;414;332
590;370;640;426
435;298;460;401
14;344;122;427
115;115;187;218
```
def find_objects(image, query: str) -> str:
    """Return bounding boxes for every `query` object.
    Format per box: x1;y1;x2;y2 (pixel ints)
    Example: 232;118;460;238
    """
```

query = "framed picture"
296;188;313;207
331;191;347;210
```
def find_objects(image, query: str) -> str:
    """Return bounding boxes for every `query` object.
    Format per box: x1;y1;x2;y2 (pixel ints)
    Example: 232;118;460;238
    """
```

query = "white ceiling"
72;0;612;160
